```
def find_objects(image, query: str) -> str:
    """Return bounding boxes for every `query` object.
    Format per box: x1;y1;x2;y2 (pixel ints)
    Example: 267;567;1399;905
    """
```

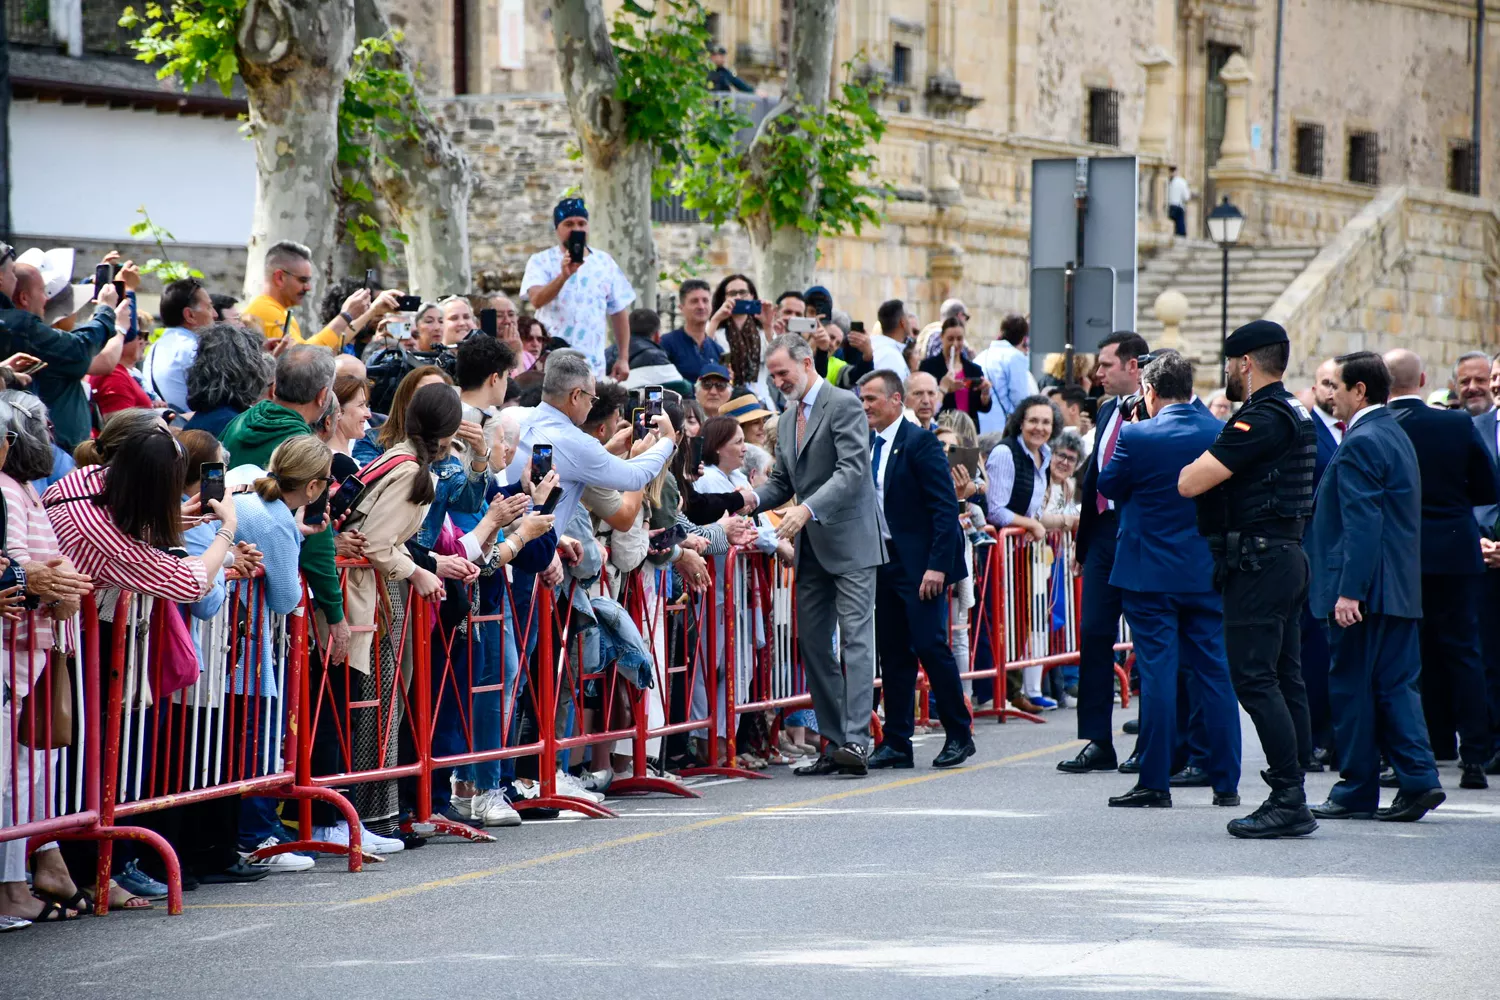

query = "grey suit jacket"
1474;408;1498;532
756;378;888;575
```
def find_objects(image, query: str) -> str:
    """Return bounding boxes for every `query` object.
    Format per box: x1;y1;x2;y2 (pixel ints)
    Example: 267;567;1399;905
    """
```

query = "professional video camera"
366;344;458;415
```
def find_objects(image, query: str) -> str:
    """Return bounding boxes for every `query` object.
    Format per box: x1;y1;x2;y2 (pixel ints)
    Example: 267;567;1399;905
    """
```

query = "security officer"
1178;320;1318;839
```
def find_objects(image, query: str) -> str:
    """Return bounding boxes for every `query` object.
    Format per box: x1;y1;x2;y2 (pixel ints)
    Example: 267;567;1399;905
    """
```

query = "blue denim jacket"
416;454;487;547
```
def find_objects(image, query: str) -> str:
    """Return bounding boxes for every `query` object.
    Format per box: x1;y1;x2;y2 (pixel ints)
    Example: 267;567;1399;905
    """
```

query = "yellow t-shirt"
242;294;343;351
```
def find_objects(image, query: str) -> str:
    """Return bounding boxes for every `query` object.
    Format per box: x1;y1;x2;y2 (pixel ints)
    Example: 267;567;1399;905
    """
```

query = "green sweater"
220;400;345;624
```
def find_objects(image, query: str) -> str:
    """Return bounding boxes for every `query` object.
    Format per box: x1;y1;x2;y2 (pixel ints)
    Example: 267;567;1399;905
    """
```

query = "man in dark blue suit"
1385;349;1495;789
1059;331;1151;774
857;371;975;769
1300;359;1345;767
1307;352;1444;822
1097;353;1241;808
1469;365;1500;775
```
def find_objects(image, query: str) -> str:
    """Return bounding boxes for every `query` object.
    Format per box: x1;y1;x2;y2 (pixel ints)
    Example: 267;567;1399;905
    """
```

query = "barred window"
1347;131;1380;186
1087;88;1120;147
1449;141;1478;195
892;44;911;86
1294;123;1324;178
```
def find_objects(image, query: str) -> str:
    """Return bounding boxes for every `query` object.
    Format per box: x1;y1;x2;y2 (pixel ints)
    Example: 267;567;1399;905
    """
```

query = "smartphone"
200;462;227;506
650;522;688;553
94;263;112;300
480;308;498;337
385;320;409;339
395;294;422;311
0;353;47;376
632;408;650;440
365;268;377;291
645;386;664;416
329;473;366;524
850;321;866;334
530;443;553;484
787;316;818;335
945;445;981;478
731;299;762;316
566;230;587;265
123;290;139;342
687;435;704;470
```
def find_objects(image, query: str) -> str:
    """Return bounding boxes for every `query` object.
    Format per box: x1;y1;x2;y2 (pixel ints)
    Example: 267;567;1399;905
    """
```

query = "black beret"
1223;319;1288;357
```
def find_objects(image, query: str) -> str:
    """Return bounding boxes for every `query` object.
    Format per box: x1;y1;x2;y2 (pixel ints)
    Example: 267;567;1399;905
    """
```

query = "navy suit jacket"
1473;407;1500;533
1311;411;1339;489
1389;397;1496;575
877;420;968;588
1306;406;1422;618
1096;402;1222;594
1076;396;1119;562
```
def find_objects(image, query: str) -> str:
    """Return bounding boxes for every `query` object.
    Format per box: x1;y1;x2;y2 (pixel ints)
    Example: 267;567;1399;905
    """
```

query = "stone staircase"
1135;240;1322;365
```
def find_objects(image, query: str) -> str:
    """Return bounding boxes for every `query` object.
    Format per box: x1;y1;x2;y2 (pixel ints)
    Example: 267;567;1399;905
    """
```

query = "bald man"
1384;348;1496;788
904;371;941;431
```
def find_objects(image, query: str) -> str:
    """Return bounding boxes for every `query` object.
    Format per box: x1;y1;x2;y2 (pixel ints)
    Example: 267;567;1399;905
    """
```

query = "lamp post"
1208;196;1245;372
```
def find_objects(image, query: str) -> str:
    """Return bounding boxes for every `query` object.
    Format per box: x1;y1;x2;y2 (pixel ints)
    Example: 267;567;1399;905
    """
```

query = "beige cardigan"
336;441;432;675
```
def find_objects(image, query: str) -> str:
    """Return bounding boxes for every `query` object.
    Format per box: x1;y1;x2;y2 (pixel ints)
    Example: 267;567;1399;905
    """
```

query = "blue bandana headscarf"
554;197;588;228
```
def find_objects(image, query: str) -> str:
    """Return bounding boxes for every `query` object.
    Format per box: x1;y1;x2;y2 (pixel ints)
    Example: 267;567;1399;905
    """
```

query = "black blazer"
1077;396;1120;562
878;420;968;588
1390;398;1497;574
917;354;991;423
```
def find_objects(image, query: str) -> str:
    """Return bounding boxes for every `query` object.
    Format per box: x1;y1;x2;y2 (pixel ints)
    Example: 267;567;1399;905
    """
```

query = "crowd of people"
0;191;1495;929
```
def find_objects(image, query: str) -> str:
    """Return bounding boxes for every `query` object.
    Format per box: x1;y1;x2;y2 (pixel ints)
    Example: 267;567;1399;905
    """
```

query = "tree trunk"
357;0;474;297
745;0;837;296
549;0;657;310
237;0;357;311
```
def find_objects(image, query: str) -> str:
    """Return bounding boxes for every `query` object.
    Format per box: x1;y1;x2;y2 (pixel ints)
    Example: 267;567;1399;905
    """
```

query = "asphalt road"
6;705;1498;1000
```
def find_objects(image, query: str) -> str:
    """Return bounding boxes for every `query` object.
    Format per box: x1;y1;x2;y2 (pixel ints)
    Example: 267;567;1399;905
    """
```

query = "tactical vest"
1226;387;1317;533
1003;437;1039;519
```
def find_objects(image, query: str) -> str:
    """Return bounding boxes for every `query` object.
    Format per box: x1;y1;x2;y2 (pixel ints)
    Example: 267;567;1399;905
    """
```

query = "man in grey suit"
750;333;888;776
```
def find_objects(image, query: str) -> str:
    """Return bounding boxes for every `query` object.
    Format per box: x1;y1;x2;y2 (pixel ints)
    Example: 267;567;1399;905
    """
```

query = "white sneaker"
581;768;614;795
244;837;315;873
473;789;522;827
556;770;606;804
506;778;540;802
311;819;405;855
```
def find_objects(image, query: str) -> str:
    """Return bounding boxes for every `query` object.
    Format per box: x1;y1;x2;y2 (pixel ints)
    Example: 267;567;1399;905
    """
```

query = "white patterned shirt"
520;245;635;376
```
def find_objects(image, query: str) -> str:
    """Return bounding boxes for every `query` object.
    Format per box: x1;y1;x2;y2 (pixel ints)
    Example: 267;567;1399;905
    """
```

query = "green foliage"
128;207;206;284
610;0;750;196
120;1;245;96
336;33;421;261
678;62;893;240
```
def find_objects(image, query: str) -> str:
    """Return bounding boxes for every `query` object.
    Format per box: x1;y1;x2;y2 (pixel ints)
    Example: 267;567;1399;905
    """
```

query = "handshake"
737;485;759;514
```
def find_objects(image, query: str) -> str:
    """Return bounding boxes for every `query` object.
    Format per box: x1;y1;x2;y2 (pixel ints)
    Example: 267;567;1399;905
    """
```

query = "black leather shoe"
1122;718;1140;735
1301;758;1325;773
1376;787;1445;822
198;861;271;884
1485;752;1500;776
868;744;915;770
1310;798;1374;820
793;754;840;776
1117;752;1141;774
1378;767;1399;788
1227;787;1318;839
1057;742;1118;773
1108;784;1171;808
832;742;869;776
1213;792;1240;807
1169;766;1211;787
1460;764;1489;790
932;738;976;769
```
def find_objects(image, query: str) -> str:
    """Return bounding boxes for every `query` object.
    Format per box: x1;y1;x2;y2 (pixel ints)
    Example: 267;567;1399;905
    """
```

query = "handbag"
17;652;75;750
152;599;202;698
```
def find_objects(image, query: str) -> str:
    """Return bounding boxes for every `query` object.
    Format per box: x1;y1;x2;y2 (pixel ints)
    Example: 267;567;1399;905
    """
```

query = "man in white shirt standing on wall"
1167;166;1192;239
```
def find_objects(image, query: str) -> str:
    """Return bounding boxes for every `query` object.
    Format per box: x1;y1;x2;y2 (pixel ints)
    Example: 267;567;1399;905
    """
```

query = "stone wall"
1209;169;1378;245
1265;186;1500;380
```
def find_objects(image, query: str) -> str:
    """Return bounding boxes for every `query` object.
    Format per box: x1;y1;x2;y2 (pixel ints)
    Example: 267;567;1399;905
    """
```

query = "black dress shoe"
1485;752;1500;776
1057;742;1118;773
832;742;869;776
1310;798;1374;820
868;744;915;770
1376;787;1445;822
198;861;271;884
1169;766;1211;787
1460;764;1488;790
793;754;840;776
1213;792;1240;807
1122;718;1140;735
1301;759;1325;773
1378;768;1399;788
1227;787;1318;839
1117;752;1141;774
1108;784;1171;808
932;738;976;769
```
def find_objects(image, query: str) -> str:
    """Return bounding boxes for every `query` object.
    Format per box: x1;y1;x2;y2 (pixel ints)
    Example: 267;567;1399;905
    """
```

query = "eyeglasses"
3;432;16;446
724;287;753;299
1053;453;1078;464
573;386;598;401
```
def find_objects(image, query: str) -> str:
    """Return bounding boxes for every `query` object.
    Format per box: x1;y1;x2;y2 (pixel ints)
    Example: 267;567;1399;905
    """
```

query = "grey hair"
264;240;312;275
541;349;593;398
826;309;852;336
742;442;772;480
187;323;275;412
0;392;49;482
940;298;967;321
1053;428;1085;459
1456;350;1490;380
1141;352;1194;401
274;344;337;405
857;369;903;398
767;332;812;364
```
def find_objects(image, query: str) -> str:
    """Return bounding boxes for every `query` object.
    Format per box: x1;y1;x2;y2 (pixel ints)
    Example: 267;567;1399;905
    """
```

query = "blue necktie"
871;434;885;487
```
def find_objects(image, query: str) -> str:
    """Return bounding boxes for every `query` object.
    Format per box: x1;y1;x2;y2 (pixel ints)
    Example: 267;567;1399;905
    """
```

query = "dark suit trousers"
1479;570;1500;755
1418;574;1491;765
1299;600;1333;754
1121;590;1241;794
1078;513;1122;745
1328;613;1440;811
876;569;973;753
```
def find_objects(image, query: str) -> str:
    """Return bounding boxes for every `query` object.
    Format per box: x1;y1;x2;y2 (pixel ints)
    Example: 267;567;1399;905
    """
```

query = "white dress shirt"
1345;402;1384;431
870;418;901;538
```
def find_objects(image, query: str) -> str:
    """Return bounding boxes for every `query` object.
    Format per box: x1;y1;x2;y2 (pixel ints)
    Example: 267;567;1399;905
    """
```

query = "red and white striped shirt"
42;466;208;603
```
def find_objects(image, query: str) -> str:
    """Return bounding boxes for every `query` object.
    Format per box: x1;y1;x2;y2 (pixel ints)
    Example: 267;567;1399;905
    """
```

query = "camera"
1119;392;1149;422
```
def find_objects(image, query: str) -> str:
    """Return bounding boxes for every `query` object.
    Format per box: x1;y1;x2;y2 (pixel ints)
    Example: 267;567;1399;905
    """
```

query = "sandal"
27;900;80;922
34;887;94;916
89;880;152;911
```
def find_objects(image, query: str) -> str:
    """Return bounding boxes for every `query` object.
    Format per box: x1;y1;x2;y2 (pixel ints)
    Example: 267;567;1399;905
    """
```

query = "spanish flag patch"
1232;420;1252;431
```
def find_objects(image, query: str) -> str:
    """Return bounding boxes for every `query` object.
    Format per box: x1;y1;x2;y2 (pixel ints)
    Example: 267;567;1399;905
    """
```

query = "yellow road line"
333;734;1088;910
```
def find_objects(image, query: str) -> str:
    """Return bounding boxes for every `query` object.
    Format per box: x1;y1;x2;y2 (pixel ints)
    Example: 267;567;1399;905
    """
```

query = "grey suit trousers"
796;537;877;748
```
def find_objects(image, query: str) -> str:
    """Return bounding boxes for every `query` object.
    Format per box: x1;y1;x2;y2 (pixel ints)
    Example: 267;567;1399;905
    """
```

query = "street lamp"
1207;196;1245;372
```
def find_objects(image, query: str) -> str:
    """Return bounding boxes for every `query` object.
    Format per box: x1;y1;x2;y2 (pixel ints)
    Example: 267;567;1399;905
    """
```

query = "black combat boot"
1227;782;1318;840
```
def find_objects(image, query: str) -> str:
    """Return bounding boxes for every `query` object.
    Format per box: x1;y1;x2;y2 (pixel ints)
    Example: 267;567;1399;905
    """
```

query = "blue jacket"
1473;407;1500;533
1097;402;1222;594
877;420;967;587
1390;397;1496;575
1307;406;1422;619
1312;410;1339;489
1076;396;1120;561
